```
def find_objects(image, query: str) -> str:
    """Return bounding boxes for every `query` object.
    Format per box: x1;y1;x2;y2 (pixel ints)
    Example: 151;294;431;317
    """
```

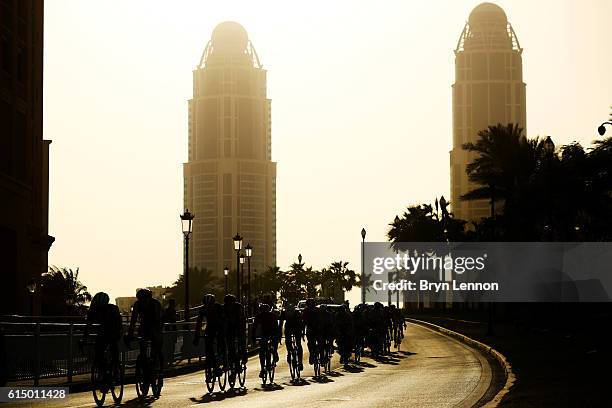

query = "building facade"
0;0;52;315
183;22;276;288
450;3;526;221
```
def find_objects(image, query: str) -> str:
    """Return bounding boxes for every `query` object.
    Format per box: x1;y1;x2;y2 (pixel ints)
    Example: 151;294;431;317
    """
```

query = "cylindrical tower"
184;22;276;287
449;3;526;221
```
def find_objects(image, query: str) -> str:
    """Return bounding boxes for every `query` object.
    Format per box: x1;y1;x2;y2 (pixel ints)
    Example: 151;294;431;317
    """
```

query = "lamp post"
233;233;243;299
245;243;252;314
240;255;246;304
543;136;556;239
224;266;229;295
180;209;194;321
598;122;612;136
27;279;37;316
361;228;366;304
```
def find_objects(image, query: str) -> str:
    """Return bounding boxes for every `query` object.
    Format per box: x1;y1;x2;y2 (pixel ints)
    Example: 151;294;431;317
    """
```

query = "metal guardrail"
0;318;255;386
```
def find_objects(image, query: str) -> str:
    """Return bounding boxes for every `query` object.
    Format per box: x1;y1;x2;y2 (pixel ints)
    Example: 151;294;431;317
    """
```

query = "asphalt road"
14;323;493;408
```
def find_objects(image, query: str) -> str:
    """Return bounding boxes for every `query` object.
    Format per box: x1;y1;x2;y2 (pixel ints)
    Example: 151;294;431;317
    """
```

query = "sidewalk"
408;307;612;407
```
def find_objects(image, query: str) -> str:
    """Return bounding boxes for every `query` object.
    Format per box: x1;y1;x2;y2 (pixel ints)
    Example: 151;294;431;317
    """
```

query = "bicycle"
321;338;333;373
134;338;163;399
258;337;276;385
226;336;246;389
354;334;364;363
201;334;227;393
82;340;124;407
393;323;404;351
287;333;302;381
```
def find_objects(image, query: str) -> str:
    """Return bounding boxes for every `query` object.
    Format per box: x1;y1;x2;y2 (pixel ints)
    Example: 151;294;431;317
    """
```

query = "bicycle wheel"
238;362;247;387
151;371;163;399
204;365;215;393
228;361;237;389
218;366;227;391
91;365;106;407
110;361;124;404
268;361;275;384
135;358;150;398
289;351;296;380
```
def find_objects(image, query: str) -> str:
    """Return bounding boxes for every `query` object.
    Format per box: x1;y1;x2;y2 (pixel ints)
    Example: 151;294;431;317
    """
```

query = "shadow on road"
327;370;344;377
310;375;334;384
398;350;417;356
259;383;284;392
342;364;364;373
287;378;310;386
356;361;377;368
121;396;157;407
189;387;248;404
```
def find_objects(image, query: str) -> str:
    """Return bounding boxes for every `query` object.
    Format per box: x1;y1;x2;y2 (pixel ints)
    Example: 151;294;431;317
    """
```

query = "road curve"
22;322;493;408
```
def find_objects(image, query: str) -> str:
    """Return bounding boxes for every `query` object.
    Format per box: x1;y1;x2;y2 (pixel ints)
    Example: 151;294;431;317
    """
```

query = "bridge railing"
0;317;255;386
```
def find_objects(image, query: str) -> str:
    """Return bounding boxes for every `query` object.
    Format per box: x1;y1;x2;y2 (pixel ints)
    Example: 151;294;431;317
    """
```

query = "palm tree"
461;123;549;239
320;261;358;302
168;267;220;309
41;266;91;316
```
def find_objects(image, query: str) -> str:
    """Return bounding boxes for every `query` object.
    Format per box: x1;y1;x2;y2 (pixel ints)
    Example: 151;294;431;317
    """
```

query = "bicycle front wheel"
204;366;215;393
135;359;150;398
91;365;106;407
238;362;247;387
110;361;124;404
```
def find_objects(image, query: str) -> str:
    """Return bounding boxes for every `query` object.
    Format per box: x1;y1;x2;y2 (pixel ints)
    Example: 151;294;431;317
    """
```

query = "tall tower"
184;22;276;284
450;3;526;221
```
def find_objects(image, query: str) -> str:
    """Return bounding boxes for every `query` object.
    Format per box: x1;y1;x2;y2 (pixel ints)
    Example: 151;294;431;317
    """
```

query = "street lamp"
233;233;243;299
543;136;555;155
239;255;246;304
224;266;229;295
361;228;366;304
598;122;612;136
298;253;302;264
27;279;37;316
245;243;252;314
180;209;195;321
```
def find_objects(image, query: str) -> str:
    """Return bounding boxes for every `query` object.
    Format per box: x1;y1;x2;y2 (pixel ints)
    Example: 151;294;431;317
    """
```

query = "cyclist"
389;304;405;346
279;303;304;371
319;305;335;361
193;294;226;375
251;303;279;379
302;298;321;365
125;289;163;368
368;302;386;356
335;304;354;365
83;292;122;367
223;294;247;369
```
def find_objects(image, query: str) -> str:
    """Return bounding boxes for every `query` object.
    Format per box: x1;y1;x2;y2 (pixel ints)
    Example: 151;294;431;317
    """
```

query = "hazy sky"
44;0;612;302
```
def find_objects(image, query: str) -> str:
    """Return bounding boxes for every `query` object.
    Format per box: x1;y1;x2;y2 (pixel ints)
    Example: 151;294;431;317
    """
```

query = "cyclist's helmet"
390;304;397;310
259;303;271;312
136;288;152;301
305;298;315;308
202;293;215;305
90;292;110;312
224;294;236;304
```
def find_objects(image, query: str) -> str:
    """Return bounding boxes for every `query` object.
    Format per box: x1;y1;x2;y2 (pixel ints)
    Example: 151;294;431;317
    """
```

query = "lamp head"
233;233;243;251
180;209;195;236
544;136;555;154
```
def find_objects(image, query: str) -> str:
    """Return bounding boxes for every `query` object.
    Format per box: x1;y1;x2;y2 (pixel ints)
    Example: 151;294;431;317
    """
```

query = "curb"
406;318;515;408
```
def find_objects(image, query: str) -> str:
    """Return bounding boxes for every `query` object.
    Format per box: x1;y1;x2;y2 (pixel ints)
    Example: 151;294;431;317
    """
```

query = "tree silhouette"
41;266;91;316
320;261;358;300
168;267;220;308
